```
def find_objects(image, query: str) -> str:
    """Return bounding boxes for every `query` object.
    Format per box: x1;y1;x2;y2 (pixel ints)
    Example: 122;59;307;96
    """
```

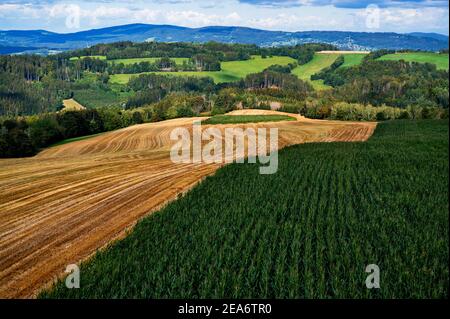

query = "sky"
0;0;448;35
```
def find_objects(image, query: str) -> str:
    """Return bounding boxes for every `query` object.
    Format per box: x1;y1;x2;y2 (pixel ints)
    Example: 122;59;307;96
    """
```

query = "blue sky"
0;0;448;34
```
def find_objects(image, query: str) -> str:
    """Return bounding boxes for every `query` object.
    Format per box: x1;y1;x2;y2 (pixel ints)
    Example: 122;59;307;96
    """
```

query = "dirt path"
0;111;376;298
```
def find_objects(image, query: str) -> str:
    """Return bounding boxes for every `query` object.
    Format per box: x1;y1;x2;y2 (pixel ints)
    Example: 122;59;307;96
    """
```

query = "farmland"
61;99;86;111
291;52;369;90
71;88;131;109
291;53;338;90
340;53;367;67
109;53;368;87
110;55;297;84
0;110;375;298
1;38;449;301
314;51;368;68
71;52;368;89
48;132;105;148
378;52;449;70
40;119;449;299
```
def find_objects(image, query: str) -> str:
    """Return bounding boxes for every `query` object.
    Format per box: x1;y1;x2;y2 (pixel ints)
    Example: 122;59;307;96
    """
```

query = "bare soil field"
0;110;376;298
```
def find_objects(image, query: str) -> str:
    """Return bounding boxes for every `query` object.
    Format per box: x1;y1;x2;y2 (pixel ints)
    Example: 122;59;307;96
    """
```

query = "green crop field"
291;53;339;90
110;55;297;84
41;120;448;299
72;88;131;109
378;52;449;70
340;53;367;67
108;57;190;65
203;114;296;125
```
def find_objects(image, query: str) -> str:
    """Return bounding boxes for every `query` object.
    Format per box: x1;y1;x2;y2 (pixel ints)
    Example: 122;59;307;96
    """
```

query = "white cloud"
226;12;241;21
356;6;449;31
0;0;447;34
86;6;131;25
247;13;350;30
0;3;40;19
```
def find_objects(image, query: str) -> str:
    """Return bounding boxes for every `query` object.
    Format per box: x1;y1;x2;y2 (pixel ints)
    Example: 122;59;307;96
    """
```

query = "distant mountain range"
0;24;448;55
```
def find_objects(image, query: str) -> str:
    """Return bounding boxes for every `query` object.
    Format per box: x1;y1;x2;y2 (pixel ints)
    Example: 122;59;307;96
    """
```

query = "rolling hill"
109;55;297;84
1;24;448;55
0;110;375;298
39;119;448;299
378;52;449;70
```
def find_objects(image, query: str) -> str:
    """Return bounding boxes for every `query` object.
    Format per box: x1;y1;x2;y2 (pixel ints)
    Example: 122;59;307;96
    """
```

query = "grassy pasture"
291;52;368;89
107;53;367;88
340;54;367;67
110;55;297;84
378;52;449;70
42;120;448;299
291;53;338;90
203;114;296;125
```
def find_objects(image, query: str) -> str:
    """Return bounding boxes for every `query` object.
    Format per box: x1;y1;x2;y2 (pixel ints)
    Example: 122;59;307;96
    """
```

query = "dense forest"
61;41;333;62
1;41;448;158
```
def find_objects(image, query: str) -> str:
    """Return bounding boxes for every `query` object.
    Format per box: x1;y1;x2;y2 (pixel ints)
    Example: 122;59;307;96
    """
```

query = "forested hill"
1;24;448;55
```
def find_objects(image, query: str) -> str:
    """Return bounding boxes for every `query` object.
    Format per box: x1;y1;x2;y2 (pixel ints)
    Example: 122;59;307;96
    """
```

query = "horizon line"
1;23;448;37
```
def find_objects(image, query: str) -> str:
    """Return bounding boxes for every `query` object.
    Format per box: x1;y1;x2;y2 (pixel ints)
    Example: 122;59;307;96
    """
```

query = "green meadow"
110;55;297;84
291;53;368;90
69;52;448;91
100;53;371;89
291;53;339;90
340;53;367;67
378;52;449;70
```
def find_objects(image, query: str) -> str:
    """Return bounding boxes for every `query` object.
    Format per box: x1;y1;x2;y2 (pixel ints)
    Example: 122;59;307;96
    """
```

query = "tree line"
59;41;334;62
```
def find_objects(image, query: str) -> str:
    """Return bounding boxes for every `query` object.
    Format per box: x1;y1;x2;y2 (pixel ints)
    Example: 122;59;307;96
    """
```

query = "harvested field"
0;110;376;298
61;99;86;111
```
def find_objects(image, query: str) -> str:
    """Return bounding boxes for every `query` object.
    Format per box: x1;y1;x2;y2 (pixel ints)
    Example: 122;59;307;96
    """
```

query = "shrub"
376;111;387;121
